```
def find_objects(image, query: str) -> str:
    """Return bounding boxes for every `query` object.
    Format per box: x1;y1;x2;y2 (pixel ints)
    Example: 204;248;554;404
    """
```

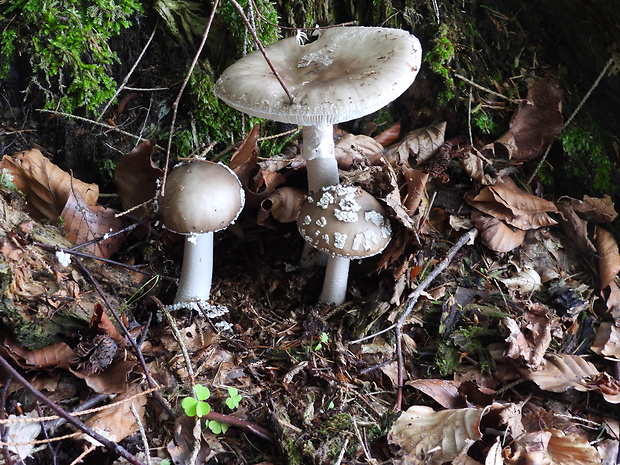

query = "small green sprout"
225;387;242;410
181;384;211;418
207;420;230;434
313;332;329;351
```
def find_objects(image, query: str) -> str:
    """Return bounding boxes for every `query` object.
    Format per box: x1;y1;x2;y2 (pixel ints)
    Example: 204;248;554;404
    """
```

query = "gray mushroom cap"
215;26;422;126
159;160;245;234
297;185;392;258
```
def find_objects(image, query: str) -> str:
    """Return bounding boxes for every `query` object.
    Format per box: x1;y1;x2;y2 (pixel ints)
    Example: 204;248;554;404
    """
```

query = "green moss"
0;0;143;114
559;123;614;194
424;23;457;103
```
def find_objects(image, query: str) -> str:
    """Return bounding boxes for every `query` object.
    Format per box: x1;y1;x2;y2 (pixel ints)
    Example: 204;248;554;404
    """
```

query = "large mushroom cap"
159;160;244;234
215;26;422;126
297;185;392;258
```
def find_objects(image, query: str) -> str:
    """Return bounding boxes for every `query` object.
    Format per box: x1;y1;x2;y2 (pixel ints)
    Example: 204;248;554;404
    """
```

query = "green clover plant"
182;384;244;435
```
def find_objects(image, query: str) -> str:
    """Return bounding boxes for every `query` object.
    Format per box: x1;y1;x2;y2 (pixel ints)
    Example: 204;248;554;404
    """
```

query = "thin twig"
228;0;295;103
454;73;520;103
130;402;152;465
73;259;175;419
0;355;145;465
151;297;276;443
527;56;615;185
36;109;162;148
394;229;477;410
97;18;159;121
162;0;220;196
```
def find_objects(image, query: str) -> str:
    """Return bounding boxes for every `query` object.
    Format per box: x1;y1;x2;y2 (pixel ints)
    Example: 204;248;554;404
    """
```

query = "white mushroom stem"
174;232;214;304
319;256;351;305
302;124;339;192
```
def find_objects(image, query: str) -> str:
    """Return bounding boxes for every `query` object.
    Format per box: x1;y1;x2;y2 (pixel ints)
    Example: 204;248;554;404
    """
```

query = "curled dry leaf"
334;133;385;168
402;166;429;215
484;77;563;161
0;148;99;220
591;322;620;360
468;177;558;230
472;209;526;253
522;353;598;393
373;120;401;146
388;405;488;465
229;123;260;188
504;303;552;370
61;185;126;258
406;379;461;409
258;186;306;227
546;428;602;465
80;383;146;446
114;139;162;218
570;194;618;223
90;302;125;346
386;121;446;167
4;339;77;369
595;226;620;291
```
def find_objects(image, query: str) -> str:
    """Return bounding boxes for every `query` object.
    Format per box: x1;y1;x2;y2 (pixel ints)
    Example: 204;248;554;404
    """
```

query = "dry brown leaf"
591;322;620;360
80;383;146;446
485;78;563;161
555;201;598;258
113;140;162;218
546;428;602;465
4;339;77;369
504;303;552;370
402;166;429;214
0;148;99;220
61;185;126;258
89;303;125;346
472;210;526;253
387;121;446;167
596;226;620;290
258;186;307;228
406;379;461;409
334;133;385;168
388;405;487;465
373;121;401;146
570;195;618;223
522;353;598;393
469;178;558;230
71;360;138;394
230;124;260;188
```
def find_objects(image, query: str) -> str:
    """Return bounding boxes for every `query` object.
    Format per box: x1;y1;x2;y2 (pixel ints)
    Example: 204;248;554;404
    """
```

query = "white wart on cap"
215;26;422;126
297;185;392;258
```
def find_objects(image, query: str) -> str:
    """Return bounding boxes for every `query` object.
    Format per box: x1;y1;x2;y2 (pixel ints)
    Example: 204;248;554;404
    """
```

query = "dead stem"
0;355;146;465
162;0;220;196
228;0;295;104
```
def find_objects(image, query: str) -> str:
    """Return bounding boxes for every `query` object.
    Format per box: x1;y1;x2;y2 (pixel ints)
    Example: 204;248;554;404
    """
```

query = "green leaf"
194;401;211;418
225;387;242;410
194;384;211;401
208;420;229;434
181;397;198;417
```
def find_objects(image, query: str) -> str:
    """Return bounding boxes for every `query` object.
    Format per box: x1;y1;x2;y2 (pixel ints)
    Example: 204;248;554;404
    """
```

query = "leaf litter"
0;75;619;465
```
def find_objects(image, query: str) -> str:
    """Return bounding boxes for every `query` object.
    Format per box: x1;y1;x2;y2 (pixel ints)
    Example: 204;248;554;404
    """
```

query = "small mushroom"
297;184;392;304
159;160;245;307
215;26;422;193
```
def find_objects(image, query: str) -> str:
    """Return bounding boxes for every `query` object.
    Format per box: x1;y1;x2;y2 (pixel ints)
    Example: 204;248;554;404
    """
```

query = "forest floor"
1;4;620;465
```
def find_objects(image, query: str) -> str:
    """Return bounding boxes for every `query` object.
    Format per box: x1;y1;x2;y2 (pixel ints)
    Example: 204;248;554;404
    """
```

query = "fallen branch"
0;354;145;465
350;229;477;410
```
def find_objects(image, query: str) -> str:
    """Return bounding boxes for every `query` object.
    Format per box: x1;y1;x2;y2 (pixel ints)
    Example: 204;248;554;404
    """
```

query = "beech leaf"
334;133;385;168
485;77;563;161
472;210;526;253
114;140;162;218
387;121;446;167
0;148;99;220
388;405;487;464
61;184;126;258
595;226;620;291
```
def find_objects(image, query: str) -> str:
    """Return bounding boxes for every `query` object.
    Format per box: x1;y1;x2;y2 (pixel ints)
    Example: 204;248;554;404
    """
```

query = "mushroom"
297;184;392;304
215;26;422;193
158;159;245;307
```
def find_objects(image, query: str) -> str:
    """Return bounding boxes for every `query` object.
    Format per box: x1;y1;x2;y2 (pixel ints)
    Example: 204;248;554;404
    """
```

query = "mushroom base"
319;255;351;305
